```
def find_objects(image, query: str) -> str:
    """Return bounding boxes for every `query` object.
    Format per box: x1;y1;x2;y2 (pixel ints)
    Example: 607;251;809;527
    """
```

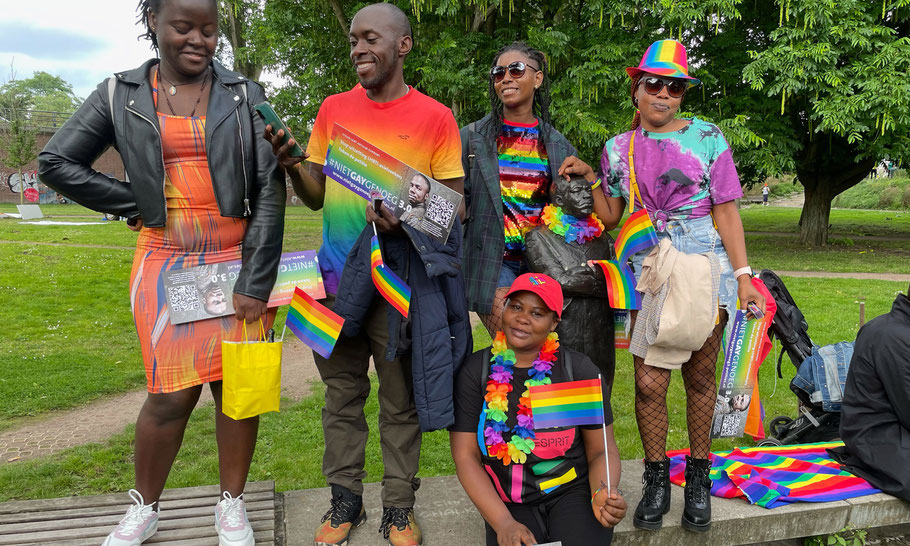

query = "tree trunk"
18;167;23;205
799;181;832;246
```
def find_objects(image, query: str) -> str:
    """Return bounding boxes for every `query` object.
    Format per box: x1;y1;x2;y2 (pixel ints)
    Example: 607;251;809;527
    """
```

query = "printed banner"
613;310;631;349
712;309;773;438
322;123;463;243
163;251;324;325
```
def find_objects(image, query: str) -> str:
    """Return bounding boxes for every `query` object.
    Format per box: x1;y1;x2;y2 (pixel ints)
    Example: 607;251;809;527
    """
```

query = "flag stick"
372;221;378;237
281;322;287;342
599;373;613;493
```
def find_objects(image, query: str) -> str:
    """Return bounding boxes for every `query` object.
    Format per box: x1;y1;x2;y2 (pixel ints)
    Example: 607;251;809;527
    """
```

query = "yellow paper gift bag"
221;319;283;420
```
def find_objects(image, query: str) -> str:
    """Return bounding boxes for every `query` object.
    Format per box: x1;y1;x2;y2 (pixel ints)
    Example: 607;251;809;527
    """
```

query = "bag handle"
627;132;643;215
240;318;267;342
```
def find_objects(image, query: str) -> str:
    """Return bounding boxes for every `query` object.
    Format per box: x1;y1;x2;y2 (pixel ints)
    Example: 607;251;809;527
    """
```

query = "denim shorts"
630;214;738;313
497;259;529;288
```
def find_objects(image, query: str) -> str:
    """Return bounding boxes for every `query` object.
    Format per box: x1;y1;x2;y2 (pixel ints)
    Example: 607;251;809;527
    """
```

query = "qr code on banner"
167;285;201;313
719;414;742;437
425;193;455;226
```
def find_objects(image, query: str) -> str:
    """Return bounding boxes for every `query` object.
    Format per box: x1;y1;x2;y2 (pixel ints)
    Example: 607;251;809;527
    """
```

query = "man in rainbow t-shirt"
264;4;463;546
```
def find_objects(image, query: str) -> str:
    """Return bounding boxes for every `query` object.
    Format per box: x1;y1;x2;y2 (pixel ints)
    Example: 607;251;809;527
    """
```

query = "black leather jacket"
38;59;285;301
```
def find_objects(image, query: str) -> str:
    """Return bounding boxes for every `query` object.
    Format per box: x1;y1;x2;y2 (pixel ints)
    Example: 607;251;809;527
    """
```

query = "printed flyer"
322;123;463;243
163;251;325;325
711;309;773;439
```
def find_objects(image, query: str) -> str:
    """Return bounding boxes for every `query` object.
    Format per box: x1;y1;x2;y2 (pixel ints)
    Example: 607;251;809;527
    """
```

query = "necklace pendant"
168;85;177;96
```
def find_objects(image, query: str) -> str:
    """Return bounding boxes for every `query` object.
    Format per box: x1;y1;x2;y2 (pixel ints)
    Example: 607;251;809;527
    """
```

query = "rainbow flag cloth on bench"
667;442;879;509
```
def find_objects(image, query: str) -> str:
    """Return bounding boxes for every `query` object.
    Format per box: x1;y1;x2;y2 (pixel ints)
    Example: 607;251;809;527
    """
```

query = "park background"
0;0;908;511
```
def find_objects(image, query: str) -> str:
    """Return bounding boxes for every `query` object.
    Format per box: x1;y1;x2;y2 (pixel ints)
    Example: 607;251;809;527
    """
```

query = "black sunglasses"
641;76;687;98
490;61;540;83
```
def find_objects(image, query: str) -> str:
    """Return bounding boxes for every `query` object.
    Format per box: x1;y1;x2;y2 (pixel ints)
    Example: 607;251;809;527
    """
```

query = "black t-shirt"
451;347;614;505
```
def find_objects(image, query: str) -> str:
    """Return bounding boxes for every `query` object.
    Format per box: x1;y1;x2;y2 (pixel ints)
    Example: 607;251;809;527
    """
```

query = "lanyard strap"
627;131;643;215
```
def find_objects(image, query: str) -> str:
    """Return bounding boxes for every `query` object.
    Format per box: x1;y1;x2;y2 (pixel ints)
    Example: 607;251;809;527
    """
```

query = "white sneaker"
102;489;159;545
215;491;254;546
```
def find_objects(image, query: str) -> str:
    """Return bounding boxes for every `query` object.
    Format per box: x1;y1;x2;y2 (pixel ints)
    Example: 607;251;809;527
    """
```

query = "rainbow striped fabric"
589;260;642;310
370;235;411;317
615;209;659;262
498;121;550;260
528;378;605;429
667;442;879;508
286;286;344;359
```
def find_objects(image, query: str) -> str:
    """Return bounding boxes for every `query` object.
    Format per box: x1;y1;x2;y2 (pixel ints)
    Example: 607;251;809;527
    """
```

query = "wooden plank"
0;481;276;545
0;500;274;534
0;492;275;525
0;481;274;515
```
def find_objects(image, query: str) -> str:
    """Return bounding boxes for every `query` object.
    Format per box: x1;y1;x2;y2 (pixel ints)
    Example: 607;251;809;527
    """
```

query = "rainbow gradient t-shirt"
498;120;550;261
306;85;464;294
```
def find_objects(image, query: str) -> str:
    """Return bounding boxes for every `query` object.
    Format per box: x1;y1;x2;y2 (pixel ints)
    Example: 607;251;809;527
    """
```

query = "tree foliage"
0;71;83;113
247;0;910;246
0;72;39;205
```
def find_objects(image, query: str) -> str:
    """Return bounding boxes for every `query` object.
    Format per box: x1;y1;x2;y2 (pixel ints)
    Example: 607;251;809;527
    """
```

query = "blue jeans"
792;342;854;412
497;259;528;288
630;214;738;313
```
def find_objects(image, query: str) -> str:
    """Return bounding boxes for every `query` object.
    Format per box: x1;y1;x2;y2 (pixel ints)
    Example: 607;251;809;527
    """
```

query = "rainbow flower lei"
541;204;605;245
484;331;559;465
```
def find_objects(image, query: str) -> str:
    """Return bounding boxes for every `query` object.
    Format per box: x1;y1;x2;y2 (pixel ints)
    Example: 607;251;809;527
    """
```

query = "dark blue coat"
334;224;472;432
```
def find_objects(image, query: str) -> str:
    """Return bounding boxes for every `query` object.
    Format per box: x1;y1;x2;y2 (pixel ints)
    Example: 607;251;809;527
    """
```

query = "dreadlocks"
485;42;554;145
136;0;165;49
630;74;643;131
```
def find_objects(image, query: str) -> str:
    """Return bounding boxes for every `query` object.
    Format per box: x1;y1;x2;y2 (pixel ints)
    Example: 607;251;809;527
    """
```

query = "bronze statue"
525;176;616;392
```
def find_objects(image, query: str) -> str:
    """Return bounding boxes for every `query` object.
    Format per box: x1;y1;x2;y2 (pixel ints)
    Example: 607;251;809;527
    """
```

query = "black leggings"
484;483;614;546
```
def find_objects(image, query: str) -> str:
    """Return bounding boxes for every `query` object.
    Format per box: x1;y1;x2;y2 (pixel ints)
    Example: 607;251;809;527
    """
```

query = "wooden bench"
0;481;277;545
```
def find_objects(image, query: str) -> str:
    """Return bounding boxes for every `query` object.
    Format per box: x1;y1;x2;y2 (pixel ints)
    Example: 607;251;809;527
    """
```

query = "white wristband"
733;266;753;279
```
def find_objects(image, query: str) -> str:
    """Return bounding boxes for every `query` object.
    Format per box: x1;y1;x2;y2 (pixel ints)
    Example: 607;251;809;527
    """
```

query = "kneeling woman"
450;273;626;546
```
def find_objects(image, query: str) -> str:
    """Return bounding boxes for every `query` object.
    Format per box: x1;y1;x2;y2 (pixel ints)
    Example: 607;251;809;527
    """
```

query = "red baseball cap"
505;273;564;318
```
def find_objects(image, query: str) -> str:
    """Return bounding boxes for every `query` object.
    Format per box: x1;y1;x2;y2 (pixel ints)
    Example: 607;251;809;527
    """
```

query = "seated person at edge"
837;283;910;501
450;273;626;546
461;42;585;338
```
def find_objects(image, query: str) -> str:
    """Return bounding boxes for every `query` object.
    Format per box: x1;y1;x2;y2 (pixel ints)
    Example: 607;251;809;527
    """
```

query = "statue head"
551;175;593;218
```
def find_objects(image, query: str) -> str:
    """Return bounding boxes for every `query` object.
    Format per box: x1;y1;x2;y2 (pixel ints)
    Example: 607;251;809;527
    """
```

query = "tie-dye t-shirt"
498;120;550;260
599;118;742;221
306;85;464;294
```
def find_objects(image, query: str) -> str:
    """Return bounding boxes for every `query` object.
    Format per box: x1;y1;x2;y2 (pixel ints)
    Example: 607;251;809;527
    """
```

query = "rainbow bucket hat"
626;39;700;87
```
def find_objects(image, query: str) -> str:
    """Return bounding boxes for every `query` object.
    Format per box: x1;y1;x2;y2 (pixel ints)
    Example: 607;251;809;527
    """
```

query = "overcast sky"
0;1;279;101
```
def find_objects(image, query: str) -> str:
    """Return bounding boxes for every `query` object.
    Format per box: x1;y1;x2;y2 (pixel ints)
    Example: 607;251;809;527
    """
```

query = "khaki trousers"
313;294;421;507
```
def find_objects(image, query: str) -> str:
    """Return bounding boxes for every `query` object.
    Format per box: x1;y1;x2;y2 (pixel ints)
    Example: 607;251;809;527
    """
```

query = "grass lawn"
1;276;904;501
739;206;910;238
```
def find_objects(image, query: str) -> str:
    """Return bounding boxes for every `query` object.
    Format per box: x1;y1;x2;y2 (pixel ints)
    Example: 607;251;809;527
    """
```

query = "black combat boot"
682;456;713;532
632;457;671;530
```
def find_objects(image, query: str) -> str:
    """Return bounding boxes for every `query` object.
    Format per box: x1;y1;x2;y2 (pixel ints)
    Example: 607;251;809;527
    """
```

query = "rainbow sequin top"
497;120;550;260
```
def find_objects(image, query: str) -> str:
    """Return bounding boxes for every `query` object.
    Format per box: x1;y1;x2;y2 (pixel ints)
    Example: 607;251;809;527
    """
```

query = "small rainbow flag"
528;378;605;429
286;286;344;359
589;260;642;310
371;235;411;317
614;209;659;263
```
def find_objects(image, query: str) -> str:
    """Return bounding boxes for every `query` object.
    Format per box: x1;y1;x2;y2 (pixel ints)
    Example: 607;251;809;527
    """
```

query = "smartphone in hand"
253;102;304;157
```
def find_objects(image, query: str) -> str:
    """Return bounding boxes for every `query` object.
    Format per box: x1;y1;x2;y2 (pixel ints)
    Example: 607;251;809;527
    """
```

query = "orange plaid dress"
129;69;246;393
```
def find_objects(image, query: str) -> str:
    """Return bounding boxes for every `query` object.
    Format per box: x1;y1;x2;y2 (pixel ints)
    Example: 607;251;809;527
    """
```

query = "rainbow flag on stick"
371;234;411;317
528;378;605;429
614;208;659;263
589;260;642;310
286;286;344;359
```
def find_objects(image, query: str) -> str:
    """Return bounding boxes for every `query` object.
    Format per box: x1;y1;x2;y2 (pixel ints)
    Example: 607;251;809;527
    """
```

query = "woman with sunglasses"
562;39;765;532
461;42;585;337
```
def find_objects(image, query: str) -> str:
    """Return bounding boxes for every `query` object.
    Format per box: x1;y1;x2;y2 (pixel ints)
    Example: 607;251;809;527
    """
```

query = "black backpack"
758;269;814;378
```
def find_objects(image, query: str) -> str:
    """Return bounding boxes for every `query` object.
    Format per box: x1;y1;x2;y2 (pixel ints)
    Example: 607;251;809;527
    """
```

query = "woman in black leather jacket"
37;1;284;544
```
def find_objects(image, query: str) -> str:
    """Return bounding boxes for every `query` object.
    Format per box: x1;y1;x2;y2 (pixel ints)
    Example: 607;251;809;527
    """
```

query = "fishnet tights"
479;287;510;338
634;309;728;461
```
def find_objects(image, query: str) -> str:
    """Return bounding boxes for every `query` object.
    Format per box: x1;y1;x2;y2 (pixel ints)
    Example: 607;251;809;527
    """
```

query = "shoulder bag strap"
106;76;117;122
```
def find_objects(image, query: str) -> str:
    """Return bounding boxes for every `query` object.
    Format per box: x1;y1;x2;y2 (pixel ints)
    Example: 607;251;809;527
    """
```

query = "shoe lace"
640;466;661;502
321;494;360;526
218;491;245;528
117;489;155;535
379;507;411;539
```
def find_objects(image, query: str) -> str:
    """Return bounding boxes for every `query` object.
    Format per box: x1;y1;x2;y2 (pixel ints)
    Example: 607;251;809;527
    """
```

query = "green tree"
252;0;910;246
0;73;39;205
0;71;83;113
743;0;910;245
219;0;274;80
